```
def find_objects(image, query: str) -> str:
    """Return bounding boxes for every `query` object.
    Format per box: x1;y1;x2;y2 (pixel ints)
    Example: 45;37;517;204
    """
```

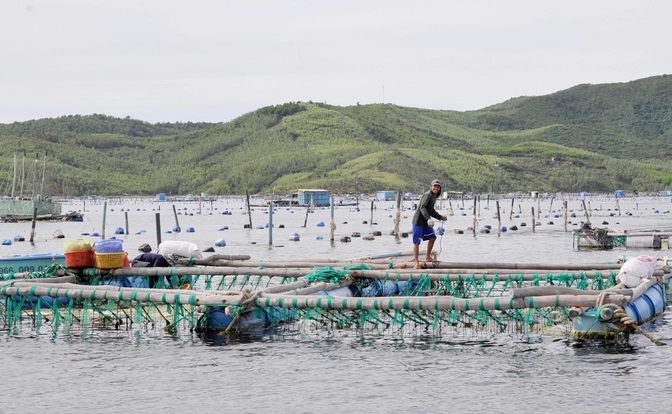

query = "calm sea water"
1;195;671;413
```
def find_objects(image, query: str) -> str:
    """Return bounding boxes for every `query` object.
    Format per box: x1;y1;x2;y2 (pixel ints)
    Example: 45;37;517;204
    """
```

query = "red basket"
65;250;94;268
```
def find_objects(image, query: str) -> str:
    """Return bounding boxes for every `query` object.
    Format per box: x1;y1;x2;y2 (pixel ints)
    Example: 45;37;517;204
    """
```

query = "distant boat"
0;195;62;221
0;152;80;222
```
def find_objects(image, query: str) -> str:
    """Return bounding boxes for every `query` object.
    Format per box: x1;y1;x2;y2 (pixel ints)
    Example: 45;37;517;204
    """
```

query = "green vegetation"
1;76;672;197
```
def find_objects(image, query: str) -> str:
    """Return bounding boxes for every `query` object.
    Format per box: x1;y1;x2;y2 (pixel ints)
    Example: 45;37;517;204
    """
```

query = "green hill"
1;76;671;197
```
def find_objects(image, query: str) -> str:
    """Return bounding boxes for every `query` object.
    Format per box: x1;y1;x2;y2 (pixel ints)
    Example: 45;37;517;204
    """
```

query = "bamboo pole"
255;292;629;311
73;264;638;282
0;283;630;311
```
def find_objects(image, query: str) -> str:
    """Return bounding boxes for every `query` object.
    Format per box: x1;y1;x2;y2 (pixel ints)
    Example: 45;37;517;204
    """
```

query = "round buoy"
214;238;227;247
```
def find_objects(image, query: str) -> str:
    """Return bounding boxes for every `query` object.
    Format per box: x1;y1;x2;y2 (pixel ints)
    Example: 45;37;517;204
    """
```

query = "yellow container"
64;239;93;253
94;252;125;269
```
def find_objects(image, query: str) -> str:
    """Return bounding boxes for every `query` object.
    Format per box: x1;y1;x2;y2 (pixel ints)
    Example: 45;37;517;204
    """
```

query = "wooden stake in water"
394;191;402;238
155;212;162;246
29;207;37;244
496;200;501;237
472;197;477;237
246;191;252;228
124;211;129;235
370;199;374;224
302;206;309;228
582;199;591;225
268;201;273;246
532;207;536;233
564;200;568;232
172;204;181;232
330;195;335;242
102;200;107;240
509;197;514;220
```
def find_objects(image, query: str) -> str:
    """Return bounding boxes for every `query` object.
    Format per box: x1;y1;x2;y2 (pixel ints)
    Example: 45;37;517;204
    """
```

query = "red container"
65;250;94;268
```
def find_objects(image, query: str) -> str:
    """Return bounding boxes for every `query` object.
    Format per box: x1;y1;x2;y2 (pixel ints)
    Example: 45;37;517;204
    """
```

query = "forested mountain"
1;75;671;197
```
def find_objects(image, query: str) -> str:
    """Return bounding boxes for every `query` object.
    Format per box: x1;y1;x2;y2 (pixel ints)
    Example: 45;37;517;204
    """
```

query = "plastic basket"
94;252;126;269
93;239;124;253
65;250;95;268
64;239;93;253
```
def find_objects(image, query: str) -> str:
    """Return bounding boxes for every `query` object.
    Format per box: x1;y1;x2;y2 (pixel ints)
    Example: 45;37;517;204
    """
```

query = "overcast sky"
1;0;670;124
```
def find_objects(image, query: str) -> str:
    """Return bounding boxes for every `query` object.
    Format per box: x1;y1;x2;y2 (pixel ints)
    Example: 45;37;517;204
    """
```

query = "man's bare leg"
424;238;436;261
413;243;423;268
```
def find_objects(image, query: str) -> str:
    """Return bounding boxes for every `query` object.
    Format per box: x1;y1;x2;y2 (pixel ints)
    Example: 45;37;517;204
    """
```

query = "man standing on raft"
412;179;447;269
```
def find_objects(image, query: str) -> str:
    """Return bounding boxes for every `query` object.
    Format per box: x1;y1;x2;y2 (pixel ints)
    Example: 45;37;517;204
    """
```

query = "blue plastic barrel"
625;284;665;324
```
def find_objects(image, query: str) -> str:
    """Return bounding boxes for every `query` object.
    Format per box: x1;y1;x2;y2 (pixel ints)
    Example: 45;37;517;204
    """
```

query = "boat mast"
11;152;17;198
40;152;47;197
19;151;26;198
31;152;38;199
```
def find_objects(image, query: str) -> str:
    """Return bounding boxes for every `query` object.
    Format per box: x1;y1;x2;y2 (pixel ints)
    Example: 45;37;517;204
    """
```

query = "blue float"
214;238;227;247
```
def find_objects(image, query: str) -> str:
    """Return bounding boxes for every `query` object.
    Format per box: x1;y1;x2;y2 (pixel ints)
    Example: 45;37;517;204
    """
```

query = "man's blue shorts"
412;224;436;245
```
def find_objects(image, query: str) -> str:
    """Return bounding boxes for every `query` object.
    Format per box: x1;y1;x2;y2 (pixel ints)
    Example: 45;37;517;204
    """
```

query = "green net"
0;264;624;339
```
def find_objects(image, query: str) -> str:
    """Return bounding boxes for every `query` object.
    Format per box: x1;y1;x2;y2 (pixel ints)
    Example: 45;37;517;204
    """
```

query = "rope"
598;302;665;346
223;288;263;333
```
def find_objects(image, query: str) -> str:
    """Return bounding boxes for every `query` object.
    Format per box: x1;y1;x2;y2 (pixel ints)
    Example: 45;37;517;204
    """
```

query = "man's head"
430;179;441;194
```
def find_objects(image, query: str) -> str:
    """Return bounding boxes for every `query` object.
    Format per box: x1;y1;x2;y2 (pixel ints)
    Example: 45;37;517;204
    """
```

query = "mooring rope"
597;296;665;346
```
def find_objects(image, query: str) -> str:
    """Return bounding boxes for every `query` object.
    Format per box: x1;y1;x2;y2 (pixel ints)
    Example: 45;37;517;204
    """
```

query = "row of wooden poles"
2;255;665;314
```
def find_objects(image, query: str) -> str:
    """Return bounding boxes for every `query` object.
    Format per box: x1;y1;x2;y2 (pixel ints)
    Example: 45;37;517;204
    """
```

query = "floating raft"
574;227;672;250
1;255;669;343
